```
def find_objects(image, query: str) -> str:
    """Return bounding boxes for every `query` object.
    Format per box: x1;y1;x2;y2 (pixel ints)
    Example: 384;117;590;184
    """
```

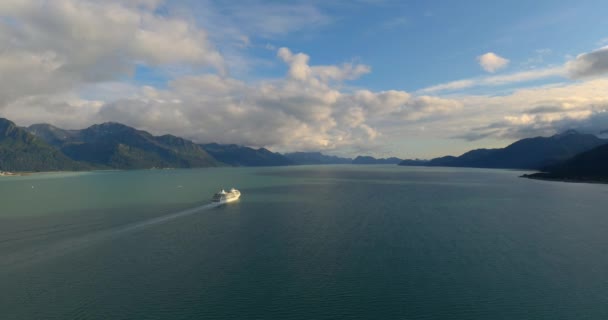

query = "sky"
1;0;608;158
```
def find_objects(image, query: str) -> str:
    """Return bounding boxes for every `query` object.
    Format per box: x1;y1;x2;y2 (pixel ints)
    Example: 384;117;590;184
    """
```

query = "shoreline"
520;173;608;185
0;171;23;176
0;170;108;177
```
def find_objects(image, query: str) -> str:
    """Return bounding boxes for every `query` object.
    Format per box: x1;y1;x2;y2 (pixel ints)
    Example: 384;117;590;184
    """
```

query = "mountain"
27;122;219;169
201;143;293;166
0;118;86;172
398;159;429;166
284;152;352;165
26;123;81;148
523;143;608;182
400;130;607;170
352;156;402;164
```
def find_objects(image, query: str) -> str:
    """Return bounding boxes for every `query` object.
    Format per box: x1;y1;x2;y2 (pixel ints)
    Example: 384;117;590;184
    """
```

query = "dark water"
1;166;608;319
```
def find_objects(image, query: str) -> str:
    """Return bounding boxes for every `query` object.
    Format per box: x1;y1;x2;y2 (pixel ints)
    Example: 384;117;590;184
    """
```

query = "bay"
1;165;608;319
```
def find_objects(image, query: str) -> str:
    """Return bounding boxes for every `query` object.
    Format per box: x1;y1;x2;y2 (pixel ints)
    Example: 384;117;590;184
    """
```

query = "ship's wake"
1;202;222;271
110;202;221;235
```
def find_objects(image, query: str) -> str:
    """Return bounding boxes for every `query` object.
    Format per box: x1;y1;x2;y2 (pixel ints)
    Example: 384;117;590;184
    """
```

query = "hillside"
201;143;292;166
523;143;608;183
0;118;87;172
27;122;220;169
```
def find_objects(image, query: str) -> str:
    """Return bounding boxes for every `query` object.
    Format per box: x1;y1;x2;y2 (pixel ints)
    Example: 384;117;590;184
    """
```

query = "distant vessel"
212;188;241;204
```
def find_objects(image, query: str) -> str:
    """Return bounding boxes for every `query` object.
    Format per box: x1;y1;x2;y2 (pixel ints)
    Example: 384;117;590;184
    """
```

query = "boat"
212;188;241;204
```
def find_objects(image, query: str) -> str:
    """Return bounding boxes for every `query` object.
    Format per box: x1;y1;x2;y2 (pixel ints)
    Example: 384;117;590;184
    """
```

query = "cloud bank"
2;1;608;157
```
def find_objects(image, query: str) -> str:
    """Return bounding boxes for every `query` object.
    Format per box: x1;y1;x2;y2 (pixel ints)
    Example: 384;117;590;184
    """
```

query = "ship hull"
216;194;240;204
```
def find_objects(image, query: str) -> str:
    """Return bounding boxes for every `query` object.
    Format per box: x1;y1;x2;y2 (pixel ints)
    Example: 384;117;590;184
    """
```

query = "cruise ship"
212;188;241;204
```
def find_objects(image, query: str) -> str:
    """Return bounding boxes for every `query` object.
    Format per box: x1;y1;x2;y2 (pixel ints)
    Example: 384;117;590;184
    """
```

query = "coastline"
0;171;26;177
0;170;103;177
520;173;608;185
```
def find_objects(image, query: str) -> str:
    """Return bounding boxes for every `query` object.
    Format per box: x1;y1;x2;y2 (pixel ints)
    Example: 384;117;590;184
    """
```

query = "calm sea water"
1;165;608;319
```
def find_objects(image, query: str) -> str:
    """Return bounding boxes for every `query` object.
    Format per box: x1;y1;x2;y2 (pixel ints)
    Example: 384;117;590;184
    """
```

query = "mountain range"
0;117;402;172
3;117;605;181
26;122;219;169
399;130;607;170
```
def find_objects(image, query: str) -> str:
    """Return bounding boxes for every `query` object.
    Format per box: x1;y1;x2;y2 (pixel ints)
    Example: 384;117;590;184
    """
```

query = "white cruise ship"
212;188;241;204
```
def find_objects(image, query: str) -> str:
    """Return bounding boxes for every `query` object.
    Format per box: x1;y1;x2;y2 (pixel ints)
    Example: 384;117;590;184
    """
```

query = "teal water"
1;165;608;319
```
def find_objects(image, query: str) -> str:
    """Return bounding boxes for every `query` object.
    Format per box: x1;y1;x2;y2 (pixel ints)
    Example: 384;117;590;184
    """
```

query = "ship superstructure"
212;188;241;204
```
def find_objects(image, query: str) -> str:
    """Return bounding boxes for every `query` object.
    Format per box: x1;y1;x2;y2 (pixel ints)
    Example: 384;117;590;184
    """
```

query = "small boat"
212;188;241;204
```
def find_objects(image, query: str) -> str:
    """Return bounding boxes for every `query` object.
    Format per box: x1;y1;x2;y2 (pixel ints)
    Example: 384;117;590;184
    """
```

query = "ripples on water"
1;166;608;319
0;202;221;271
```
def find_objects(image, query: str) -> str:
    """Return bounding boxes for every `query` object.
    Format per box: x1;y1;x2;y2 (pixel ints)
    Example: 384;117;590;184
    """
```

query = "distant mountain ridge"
201;143;293;166
284;152;352;165
399;130;607;170
352;156;402;165
0;117;409;172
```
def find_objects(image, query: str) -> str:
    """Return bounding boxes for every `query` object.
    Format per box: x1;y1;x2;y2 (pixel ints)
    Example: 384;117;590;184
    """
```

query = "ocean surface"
1;165;608;319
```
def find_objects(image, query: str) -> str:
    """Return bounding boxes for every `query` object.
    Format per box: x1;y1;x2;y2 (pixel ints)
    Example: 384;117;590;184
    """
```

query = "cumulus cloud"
1;33;464;153
566;46;608;79
83;48;460;151
277;47;371;83
477;52;509;73
0;0;223;106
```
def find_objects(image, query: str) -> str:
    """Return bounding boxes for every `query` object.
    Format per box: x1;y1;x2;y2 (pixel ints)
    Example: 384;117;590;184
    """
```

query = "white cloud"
421;46;608;94
420;67;565;93
477;52;510;73
449;79;608;141
1;39;463;152
277;47;371;83
0;0;223;106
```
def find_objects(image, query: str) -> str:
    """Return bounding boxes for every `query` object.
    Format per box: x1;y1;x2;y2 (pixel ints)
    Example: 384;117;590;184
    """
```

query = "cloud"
450;79;608;141
0;0;223;106
277;47;371;83
4;1;608;156
421;46;608;94
566;46;608;79
1;37;463;152
477;52;509;73
420;67;565;93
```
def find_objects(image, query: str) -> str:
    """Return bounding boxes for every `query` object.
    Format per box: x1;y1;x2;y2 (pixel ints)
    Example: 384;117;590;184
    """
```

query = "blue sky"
2;0;608;158
188;0;608;91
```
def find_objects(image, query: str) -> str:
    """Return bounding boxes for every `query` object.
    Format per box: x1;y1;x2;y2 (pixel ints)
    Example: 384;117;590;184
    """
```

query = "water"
1;165;608;319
